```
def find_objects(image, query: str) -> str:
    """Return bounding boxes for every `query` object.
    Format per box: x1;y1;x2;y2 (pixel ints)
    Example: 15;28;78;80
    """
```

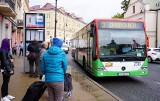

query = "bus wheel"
148;56;153;63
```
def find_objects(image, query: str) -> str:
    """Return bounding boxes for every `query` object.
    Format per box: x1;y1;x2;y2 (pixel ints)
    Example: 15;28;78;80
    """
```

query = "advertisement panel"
25;13;45;28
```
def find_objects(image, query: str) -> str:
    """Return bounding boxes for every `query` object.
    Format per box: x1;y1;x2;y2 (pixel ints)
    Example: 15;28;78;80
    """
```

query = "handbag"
3;70;11;76
64;73;73;92
3;63;14;76
27;52;37;60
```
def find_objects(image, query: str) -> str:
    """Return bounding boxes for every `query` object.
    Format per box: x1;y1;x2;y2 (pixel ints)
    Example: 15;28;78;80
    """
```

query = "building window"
133;6;135;13
47;14;50;18
47;22;50;27
47;31;50;35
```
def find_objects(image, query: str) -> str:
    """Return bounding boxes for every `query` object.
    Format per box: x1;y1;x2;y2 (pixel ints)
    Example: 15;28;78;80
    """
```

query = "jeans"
29;57;40;76
19;48;23;56
1;73;11;97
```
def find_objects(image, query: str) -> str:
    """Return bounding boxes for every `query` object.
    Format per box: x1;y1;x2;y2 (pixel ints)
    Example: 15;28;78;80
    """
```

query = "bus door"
75;37;79;61
87;24;94;71
87;31;92;70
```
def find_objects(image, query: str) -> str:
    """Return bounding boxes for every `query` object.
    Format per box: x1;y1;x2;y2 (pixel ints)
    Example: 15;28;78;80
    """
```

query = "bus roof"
92;18;144;23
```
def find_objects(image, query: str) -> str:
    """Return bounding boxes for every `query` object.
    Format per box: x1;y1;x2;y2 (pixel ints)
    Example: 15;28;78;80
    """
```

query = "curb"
70;66;123;101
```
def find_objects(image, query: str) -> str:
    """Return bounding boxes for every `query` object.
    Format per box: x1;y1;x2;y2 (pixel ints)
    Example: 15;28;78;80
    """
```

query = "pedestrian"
0;38;15;101
45;39;51;50
27;37;41;78
39;41;48;61
40;38;68;101
46;41;51;50
18;41;23;57
12;43;17;55
39;41;48;79
133;39;137;48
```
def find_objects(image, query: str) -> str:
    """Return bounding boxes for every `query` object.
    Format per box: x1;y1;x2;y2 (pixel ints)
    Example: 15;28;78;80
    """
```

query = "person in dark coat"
27;37;41;77
0;38;15;101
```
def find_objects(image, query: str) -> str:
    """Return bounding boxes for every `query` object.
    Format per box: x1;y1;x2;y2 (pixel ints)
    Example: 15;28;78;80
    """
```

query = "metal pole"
54;0;57;38
64;23;66;43
63;18;67;43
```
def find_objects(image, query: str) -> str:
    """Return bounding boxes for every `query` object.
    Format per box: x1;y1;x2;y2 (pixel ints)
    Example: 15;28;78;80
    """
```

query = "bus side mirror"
90;23;95;37
89;30;93;37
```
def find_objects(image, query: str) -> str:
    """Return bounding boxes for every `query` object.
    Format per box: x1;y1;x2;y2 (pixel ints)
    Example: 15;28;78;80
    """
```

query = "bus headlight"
96;67;105;71
141;66;147;70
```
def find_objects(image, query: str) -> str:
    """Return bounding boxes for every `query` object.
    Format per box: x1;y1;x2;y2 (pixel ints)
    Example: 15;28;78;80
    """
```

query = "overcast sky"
29;0;123;23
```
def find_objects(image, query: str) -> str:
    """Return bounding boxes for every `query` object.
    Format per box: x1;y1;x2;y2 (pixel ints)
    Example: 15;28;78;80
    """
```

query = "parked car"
147;47;160;63
61;44;69;54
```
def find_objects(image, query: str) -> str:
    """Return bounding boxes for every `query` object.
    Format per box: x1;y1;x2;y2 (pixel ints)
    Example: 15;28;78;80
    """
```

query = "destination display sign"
98;21;144;29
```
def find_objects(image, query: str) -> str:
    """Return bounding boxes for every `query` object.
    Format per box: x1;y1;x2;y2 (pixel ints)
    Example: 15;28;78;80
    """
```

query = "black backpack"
27;43;35;52
27;42;41;57
22;81;46;101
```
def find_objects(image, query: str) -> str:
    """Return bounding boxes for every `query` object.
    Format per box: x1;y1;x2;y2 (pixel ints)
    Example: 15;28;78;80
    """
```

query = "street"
67;51;160;101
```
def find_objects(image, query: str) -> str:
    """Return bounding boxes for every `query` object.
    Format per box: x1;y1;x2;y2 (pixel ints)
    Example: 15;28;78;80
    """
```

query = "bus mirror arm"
92;52;97;60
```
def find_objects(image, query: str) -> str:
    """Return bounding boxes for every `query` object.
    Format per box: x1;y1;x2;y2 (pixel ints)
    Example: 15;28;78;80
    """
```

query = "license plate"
118;73;130;76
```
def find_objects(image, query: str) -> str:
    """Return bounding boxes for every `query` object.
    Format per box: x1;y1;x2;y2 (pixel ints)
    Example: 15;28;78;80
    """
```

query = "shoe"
29;75;33;77
34;75;39;78
6;95;15;100
67;91;71;98
1;97;10;101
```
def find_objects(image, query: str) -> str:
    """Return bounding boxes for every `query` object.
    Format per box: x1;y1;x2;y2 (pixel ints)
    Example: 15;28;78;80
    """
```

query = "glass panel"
98;29;146;58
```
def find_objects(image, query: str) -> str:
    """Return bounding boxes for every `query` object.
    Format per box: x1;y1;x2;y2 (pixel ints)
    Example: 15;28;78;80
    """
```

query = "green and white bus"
71;18;148;77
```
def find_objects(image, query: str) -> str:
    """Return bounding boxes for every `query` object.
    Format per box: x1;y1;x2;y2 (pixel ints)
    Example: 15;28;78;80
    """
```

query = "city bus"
71;18;148;77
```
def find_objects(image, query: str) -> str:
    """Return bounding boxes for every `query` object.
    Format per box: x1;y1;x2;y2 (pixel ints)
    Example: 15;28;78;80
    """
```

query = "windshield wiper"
100;57;118;61
124;54;143;60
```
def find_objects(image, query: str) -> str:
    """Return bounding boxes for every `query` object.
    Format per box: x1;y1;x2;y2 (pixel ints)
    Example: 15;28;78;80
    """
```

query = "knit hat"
53;38;63;47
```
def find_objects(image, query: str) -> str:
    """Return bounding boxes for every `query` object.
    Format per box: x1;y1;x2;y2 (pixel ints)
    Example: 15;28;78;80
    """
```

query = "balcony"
17;19;23;28
0;0;16;18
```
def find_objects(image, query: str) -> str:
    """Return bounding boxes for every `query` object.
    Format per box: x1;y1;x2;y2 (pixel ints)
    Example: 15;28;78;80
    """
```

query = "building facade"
124;0;160;48
0;0;29;53
30;3;86;46
0;0;16;46
15;0;29;48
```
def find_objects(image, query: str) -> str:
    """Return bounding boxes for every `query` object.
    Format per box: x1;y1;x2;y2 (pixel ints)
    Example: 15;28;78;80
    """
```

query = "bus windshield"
98;29;146;60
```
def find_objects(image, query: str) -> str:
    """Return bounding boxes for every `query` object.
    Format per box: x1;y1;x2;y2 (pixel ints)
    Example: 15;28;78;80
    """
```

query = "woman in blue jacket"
41;38;68;101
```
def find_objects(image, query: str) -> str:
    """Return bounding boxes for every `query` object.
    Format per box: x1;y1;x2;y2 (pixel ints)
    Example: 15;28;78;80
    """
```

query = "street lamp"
140;0;145;20
54;0;57;38
63;17;67;43
64;23;67;43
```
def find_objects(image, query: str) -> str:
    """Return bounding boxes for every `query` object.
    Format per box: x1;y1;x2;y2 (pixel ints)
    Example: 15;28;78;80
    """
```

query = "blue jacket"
40;46;68;82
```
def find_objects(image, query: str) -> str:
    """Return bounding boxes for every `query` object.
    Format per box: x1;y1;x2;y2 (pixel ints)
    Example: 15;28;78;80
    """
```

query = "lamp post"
54;0;57;38
64;23;67;43
63;17;67;43
140;0;145;20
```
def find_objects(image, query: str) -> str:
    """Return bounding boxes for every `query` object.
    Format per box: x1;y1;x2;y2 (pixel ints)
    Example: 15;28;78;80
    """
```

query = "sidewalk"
0;56;122;101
